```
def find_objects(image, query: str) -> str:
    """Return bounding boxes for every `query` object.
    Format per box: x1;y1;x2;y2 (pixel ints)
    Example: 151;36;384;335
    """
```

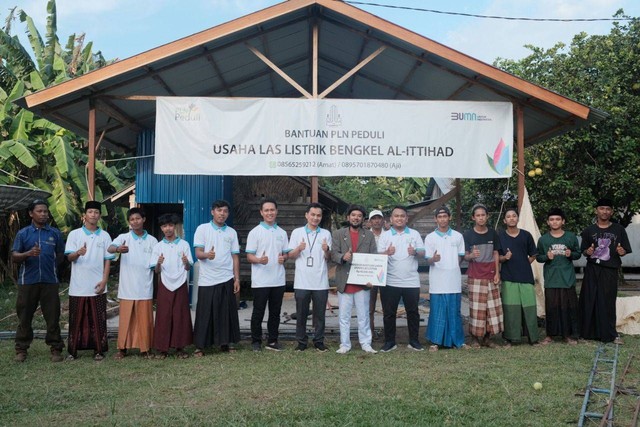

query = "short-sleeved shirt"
288;225;332;291
581;223;632;269
12;224;64;285
111;231;158;300
424;228;465;294
463;228;501;280
378;227;425;288
498;229;536;284
65;226;115;297
150;237;193;291
193;222;240;286
536;231;581;289
245;222;290;288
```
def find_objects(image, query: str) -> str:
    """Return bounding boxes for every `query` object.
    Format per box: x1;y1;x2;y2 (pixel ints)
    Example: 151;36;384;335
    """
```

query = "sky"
5;0;639;64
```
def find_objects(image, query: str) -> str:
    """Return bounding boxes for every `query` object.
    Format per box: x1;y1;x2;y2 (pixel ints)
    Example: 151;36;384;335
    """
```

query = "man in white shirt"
246;198;290;352
193;200;241;356
65;201;115;361
287;203;332;352
368;209;385;339
108;207;157;359
424;206;467;351
378;205;425;352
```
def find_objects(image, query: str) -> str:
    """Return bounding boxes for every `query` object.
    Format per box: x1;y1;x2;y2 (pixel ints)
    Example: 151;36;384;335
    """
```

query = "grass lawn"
1;335;638;426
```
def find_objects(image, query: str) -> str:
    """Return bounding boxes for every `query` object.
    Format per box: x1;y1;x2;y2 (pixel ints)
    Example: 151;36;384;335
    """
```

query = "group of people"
11;196;631;362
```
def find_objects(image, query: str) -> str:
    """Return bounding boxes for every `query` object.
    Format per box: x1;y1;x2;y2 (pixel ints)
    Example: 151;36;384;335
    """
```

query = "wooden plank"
319;46;386;99
246;44;312;99
88;106;96;201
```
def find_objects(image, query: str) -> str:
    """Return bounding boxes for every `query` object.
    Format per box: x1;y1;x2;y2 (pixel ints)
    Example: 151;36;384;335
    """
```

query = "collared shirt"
111;231;158;300
65;226;115;297
424;228;465;294
288;225;332;290
149;237;193;292
12;223;64;285
245;222;290;288
378;227;425;288
193;221;240;286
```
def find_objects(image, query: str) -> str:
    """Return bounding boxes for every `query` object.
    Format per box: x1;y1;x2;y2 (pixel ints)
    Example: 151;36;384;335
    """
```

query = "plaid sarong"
468;278;503;338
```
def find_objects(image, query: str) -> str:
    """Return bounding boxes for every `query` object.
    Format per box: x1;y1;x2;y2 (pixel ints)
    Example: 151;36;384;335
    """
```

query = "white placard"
155;98;513;178
346;253;388;287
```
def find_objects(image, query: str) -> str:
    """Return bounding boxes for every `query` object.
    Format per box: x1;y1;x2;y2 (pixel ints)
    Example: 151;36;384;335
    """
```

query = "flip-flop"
428;345;438;352
193;349;205;358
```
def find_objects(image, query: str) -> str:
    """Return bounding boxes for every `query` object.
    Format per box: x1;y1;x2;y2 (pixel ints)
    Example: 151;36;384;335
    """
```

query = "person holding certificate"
378;206;425;352
331;205;378;354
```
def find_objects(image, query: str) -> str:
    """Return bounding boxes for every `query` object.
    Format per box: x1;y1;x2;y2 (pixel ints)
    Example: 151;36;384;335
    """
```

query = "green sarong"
501;281;539;343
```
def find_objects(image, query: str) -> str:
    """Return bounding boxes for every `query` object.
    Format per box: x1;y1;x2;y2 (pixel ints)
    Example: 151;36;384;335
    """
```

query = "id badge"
306;257;314;267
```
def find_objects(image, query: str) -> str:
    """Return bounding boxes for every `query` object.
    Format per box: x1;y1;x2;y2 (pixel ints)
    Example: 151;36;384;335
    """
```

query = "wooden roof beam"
347;32;369;95
319;46;385;99
246;43;312;98
145;66;176;96
394;58;422;100
203;47;232;96
48;111;128;152
447;81;473;100
95;98;144;133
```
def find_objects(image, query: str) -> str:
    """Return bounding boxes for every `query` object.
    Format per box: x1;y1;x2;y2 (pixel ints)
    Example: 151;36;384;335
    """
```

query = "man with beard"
579;198;632;344
331;205;378;354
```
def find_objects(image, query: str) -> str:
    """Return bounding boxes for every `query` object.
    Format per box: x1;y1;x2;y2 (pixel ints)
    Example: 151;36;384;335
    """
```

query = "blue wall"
135;129;233;245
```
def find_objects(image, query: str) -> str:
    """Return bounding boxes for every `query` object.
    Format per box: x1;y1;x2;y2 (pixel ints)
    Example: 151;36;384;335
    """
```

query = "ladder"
578;343;619;427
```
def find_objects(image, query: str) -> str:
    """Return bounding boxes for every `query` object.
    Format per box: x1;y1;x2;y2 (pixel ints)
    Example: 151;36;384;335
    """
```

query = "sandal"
113;350;126;360
176;350;189;359
565;338;578;345
613;337;624;345
155;352;167;360
193;349;205;358
428;345;439;352
93;353;105;361
459;344;470;350
140;352;153;359
540;337;553;345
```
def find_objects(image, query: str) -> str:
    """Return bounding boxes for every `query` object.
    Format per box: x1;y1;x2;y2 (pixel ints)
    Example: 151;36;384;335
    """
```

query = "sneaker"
380;342;397;353
295;344;307;352
14;352;27;363
265;342;283;352
336;346;350;354
252;342;262;352
93;353;105;361
408;341;424;351
314;343;329;353
362;345;378;354
65;354;77;361
51;350;64;363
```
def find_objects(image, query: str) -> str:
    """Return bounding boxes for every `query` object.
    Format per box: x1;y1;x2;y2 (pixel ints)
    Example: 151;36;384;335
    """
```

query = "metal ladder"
578;343;619;426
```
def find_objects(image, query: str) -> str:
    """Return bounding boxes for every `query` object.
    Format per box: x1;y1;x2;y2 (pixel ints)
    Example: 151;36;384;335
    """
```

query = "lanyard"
306;229;319;254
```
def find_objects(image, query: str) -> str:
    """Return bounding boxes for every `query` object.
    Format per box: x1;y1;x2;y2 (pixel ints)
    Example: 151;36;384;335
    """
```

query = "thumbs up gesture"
547;247;555;260
564;247;572;257
504;248;512;260
432;249;441;263
207;245;216;260
260;251;269;265
77;242;87;257
30;241;41;257
407;243;416;256
343;248;353;262
181;252;190;268
471;245;480;259
119;240;129;254
278;252;286;264
157;253;165;266
386;244;396;256
322;238;329;252
298;239;306;251
586;243;595;256
616;243;626;256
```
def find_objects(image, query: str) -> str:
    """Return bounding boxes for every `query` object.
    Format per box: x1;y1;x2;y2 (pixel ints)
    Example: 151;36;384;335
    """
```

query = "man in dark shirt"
11;199;65;362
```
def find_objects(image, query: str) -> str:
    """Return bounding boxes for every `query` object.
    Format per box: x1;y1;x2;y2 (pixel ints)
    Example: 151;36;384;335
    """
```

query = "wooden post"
88;105;96;201
455;178;461;230
516;105;525;212
311;23;319;203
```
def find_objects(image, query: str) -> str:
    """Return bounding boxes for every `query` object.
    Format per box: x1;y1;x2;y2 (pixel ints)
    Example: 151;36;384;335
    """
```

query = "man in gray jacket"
331;205;378;354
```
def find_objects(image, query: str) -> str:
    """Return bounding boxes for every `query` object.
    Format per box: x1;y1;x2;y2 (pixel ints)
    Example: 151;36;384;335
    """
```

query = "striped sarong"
68;294;108;357
501;281;539;343
468;278;503;338
426;293;465;348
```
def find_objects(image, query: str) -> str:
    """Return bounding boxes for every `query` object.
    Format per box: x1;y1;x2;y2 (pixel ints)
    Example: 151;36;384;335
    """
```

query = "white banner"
347;253;389;287
155;98;513;178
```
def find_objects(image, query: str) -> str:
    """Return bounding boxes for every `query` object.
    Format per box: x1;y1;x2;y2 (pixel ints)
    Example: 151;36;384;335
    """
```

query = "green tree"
463;12;640;231
0;1;133;233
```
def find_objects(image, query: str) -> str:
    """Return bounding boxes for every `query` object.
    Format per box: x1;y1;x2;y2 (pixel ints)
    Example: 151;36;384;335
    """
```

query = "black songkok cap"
595;198;613;208
84;201;102;212
547;208;565;219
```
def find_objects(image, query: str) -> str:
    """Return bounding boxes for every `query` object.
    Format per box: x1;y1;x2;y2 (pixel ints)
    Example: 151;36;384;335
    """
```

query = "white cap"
369;209;383;220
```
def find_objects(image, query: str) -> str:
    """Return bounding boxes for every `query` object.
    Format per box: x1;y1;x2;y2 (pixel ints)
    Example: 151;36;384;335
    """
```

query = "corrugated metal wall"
135;130;232;246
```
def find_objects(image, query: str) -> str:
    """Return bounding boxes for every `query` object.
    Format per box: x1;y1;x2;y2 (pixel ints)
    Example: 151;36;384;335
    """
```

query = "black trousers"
579;264;618;342
294;289;328;347
15;283;64;353
380;286;420;344
251;286;286;344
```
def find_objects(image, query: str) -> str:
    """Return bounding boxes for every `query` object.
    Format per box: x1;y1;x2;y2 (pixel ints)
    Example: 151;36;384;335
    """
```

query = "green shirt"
536;231;581;289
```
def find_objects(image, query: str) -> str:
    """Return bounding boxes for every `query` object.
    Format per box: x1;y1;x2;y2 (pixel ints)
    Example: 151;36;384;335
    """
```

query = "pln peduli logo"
486;138;510;175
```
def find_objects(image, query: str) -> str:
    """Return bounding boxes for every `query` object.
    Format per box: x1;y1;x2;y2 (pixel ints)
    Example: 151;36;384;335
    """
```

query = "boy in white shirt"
150;213;193;359
108;208;157;359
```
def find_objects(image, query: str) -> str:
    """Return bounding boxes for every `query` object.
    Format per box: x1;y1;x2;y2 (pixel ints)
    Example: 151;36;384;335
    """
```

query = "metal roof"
0;185;51;214
16;0;607;153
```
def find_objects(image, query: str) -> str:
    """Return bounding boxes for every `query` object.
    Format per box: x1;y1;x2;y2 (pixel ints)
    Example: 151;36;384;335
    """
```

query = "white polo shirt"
149;237;193;291
424;228;465;294
288;225;332;291
378;227;424;288
245;222;290;288
65;226;115;297
111;231;157;300
193;222;240;286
